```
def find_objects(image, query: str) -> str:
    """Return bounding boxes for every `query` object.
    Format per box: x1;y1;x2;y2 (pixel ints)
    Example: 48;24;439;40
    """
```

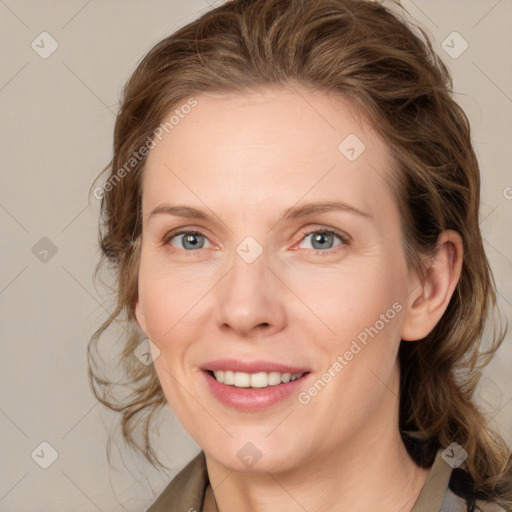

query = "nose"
213;245;287;339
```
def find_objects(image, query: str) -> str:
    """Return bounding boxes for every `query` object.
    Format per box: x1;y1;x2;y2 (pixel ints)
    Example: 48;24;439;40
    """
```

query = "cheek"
295;267;404;431
138;262;213;341
298;262;404;343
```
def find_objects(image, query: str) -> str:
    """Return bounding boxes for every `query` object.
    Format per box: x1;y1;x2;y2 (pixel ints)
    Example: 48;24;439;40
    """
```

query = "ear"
135;298;148;334
401;230;463;341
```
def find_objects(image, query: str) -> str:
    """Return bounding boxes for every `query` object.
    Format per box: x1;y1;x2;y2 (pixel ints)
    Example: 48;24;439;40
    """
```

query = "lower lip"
201;370;311;412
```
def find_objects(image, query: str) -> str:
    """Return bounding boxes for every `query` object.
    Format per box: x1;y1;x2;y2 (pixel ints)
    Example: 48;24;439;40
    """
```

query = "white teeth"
212;370;304;388
234;372;250;387
267;372;283;386
251;372;271;388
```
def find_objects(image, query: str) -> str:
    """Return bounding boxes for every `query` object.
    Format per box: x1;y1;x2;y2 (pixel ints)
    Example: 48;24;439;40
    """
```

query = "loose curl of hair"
87;0;512;508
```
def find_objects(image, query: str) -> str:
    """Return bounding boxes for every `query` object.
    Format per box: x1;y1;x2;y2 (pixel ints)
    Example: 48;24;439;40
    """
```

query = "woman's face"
136;86;416;472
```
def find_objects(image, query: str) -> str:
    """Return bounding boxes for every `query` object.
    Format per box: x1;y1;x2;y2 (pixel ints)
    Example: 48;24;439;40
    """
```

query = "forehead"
141;86;398;227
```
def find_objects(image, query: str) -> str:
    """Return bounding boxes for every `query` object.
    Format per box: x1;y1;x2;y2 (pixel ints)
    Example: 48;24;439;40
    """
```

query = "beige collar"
411;448;453;512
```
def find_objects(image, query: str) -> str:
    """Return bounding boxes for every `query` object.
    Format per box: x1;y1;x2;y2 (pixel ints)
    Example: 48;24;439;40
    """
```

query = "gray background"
0;1;511;511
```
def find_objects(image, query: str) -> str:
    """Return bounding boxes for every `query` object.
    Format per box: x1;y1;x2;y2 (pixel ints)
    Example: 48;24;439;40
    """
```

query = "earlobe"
400;230;463;342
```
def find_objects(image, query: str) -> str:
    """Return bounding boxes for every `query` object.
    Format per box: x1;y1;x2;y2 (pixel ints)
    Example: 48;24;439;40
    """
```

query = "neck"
204;365;431;512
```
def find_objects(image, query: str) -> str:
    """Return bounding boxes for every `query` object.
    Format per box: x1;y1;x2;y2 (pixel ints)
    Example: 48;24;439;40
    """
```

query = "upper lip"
201;359;310;374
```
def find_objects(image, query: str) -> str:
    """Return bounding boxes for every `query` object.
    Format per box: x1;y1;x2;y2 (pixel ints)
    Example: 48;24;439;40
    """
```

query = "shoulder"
441;485;507;512
145;451;209;512
412;446;509;512
443;466;508;512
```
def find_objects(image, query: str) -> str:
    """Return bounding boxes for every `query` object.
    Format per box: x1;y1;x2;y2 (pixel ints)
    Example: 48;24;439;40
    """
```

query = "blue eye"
298;229;348;252
167;230;212;251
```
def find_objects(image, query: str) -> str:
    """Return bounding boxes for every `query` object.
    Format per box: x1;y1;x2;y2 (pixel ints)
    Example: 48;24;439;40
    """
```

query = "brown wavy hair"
87;0;512;508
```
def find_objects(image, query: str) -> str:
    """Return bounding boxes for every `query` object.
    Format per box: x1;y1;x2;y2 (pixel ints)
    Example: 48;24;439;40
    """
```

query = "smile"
210;370;306;388
202;368;311;411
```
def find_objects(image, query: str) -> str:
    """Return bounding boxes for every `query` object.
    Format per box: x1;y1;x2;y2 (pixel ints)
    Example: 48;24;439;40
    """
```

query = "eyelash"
163;227;350;256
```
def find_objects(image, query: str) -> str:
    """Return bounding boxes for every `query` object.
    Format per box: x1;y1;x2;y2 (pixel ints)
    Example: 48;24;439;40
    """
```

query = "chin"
204;436;304;474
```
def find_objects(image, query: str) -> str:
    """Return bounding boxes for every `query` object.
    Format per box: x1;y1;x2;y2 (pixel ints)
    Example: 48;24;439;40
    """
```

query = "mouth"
205;369;309;388
200;364;312;411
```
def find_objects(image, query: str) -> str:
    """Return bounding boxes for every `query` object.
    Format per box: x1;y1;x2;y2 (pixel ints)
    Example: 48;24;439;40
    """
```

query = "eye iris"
183;233;204;250
311;232;334;250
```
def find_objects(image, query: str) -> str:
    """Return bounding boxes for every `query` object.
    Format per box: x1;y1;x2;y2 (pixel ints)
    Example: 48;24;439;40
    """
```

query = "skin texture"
135;86;463;512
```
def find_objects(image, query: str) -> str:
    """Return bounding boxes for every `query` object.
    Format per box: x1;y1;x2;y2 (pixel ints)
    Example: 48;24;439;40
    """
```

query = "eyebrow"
148;200;372;224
